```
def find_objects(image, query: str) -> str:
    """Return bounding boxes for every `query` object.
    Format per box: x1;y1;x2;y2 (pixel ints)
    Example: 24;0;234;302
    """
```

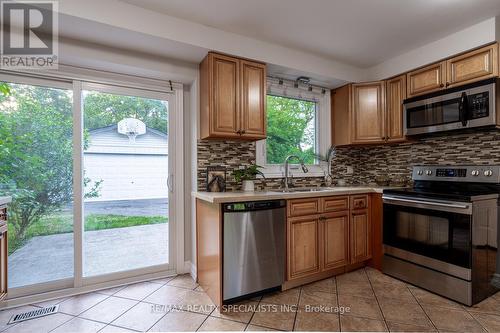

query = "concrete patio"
8;223;169;288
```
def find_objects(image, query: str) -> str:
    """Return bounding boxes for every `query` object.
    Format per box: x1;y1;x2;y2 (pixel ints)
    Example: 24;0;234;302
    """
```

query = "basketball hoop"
117;118;146;143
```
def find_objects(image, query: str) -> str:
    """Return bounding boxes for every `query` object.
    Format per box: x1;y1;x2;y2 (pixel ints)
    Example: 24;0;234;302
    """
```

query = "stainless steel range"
382;165;500;306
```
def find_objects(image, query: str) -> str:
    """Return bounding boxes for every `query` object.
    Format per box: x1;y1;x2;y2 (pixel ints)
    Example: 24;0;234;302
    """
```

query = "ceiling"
119;0;500;68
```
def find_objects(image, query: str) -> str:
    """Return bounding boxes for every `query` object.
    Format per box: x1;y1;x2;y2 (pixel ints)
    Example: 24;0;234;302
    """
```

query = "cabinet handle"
440;83;444;88
241;130;246;134
236;130;242;135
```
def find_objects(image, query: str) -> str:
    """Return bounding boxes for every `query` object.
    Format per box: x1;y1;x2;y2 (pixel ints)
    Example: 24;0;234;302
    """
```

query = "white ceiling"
119;0;500;68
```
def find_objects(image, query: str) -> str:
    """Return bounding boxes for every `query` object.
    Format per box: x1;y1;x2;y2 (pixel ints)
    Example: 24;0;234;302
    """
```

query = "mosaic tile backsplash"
197;128;500;191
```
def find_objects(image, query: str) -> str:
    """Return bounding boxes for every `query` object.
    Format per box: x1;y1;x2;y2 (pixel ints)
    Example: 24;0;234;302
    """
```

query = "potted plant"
233;164;265;192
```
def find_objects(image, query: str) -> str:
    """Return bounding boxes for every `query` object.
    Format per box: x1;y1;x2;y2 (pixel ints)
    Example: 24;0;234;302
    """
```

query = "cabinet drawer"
351;195;368;210
288;198;320;217
322;196;349;212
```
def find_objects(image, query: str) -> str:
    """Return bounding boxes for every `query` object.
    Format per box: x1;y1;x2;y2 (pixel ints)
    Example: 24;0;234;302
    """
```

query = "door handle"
167;174;173;193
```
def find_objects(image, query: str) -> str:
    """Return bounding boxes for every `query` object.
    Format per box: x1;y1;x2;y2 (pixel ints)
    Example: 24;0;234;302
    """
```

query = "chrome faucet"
284;155;309;190
325;146;336;186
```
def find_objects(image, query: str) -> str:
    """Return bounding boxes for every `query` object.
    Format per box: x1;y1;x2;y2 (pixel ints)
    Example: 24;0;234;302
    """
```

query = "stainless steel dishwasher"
223;200;286;301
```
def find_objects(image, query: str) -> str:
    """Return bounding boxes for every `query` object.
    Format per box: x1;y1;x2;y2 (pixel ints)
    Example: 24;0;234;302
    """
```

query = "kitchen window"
256;77;331;178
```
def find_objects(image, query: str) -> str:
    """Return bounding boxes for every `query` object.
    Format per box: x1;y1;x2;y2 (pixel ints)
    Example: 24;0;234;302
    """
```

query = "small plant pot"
242;180;255;192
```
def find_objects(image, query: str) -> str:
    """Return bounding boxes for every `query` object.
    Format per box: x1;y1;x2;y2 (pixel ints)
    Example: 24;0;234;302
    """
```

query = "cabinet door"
322;212;349;270
385;75;406;143
351;82;386;144
407;61;446;97
446;44;498;88
331;85;352;146
240;60;266;139
350;209;372;264
288;216;320;279
211;53;240;137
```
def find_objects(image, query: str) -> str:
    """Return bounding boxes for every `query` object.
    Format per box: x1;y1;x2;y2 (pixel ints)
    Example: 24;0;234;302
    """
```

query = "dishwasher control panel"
224;200;286;212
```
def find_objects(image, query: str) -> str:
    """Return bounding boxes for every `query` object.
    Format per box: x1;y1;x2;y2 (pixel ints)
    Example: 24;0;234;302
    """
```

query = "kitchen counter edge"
192;187;393;204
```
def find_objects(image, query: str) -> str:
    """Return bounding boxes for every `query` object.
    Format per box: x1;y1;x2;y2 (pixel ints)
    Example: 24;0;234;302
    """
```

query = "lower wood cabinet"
350;208;372;264
322;211;349;270
287;215;320;279
287;194;372;283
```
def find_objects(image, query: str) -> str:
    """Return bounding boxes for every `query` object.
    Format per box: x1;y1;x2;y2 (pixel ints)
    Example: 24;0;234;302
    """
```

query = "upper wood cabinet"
406;43;499;98
240;60;266;138
446;43;498;88
407;61;446;98
200;52;266;140
332;81;395;146
331;84;352;146
385;75;406;143
351;82;386;144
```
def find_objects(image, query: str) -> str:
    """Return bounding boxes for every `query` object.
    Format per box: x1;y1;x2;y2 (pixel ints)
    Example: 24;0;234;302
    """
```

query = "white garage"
84;123;169;202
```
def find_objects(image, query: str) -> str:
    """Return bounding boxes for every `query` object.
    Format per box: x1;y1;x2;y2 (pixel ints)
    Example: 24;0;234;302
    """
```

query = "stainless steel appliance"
383;166;500;305
223;200;286;301
404;78;498;135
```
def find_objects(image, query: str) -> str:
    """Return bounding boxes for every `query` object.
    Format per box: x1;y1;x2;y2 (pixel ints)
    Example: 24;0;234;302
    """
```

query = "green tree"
0;83;74;239
0;83;100;242
266;95;316;164
83;91;168;133
0;83;10;96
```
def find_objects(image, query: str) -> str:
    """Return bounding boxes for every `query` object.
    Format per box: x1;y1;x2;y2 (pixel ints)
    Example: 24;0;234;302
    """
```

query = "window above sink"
256;77;331;178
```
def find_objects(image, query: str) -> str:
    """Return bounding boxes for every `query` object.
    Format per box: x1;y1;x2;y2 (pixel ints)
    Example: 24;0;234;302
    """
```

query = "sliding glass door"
0;77;74;289
0;74;176;297
81;84;171;278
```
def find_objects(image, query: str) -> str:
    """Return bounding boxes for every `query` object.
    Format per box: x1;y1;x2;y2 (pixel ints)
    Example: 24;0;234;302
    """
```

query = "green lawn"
8;213;168;254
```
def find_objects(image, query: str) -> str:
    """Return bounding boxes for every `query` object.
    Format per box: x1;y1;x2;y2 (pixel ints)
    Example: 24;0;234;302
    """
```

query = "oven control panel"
413;166;500;183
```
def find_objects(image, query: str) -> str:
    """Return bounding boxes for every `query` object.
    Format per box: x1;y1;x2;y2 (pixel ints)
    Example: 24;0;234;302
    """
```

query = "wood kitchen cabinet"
406;61;446;98
287;215;320;279
286;194;372;286
322;211;349;270
350;208;371;264
385;75;406;143
200;52;266;140
351;82;386;144
350;195;371;264
446;43;498;88
332;81;399;146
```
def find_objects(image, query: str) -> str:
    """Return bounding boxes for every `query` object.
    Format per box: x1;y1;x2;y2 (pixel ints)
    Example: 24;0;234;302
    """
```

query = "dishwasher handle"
223;200;286;212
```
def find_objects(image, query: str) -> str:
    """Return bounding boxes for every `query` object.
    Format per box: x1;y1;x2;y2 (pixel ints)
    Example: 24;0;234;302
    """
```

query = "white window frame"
256;79;331;178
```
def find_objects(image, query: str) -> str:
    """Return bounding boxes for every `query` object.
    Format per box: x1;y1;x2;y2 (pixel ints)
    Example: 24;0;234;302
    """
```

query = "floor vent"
8;305;59;324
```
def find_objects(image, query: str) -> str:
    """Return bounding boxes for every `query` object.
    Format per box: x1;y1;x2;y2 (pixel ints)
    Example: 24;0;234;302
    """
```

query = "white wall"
368;18;498;80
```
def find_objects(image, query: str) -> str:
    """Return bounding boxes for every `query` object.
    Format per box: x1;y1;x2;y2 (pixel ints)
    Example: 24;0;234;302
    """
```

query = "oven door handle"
382;195;470;210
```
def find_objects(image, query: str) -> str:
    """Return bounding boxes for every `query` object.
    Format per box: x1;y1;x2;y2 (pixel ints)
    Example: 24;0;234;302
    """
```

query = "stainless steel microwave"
403;78;498;135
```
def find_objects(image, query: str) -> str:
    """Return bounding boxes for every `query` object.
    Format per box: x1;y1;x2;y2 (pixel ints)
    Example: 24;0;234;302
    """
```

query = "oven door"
383;195;473;279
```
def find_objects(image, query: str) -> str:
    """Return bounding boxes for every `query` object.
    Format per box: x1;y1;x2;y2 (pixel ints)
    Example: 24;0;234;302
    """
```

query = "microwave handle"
459;92;469;126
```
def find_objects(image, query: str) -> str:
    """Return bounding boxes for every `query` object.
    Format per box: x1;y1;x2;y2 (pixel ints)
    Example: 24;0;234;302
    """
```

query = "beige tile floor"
1;268;500;332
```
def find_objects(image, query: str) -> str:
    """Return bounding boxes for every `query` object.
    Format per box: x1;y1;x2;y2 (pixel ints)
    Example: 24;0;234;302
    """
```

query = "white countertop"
192;186;395;204
0;197;12;206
